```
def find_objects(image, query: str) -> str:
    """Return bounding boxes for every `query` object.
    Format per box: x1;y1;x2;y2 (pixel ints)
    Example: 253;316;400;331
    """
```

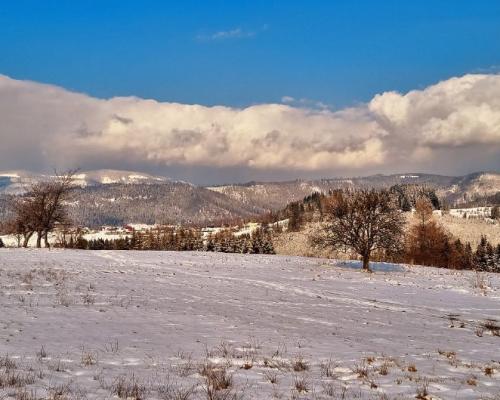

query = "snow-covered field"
0;250;499;399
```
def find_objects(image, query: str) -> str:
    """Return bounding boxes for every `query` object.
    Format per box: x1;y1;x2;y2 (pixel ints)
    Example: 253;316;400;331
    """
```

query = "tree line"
60;225;275;254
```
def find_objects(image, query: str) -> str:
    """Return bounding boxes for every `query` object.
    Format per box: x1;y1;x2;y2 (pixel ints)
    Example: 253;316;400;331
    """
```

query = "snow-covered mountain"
0;169;169;194
208;172;500;210
0;169;498;226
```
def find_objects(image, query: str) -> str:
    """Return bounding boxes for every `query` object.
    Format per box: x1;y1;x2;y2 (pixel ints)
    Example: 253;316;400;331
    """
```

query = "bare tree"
7;170;77;248
313;189;405;271
6;197;38;247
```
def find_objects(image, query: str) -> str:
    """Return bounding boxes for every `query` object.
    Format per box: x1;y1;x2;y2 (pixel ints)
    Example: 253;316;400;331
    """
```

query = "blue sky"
1;1;500;182
1;0;500;108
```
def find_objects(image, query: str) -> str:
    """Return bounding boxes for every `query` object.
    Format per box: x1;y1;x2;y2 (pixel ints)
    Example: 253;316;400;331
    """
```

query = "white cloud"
281;96;295;103
0;73;499;180
196;27;255;42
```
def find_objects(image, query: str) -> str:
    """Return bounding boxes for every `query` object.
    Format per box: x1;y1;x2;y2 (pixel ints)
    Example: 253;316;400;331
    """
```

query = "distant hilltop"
0;169;498;227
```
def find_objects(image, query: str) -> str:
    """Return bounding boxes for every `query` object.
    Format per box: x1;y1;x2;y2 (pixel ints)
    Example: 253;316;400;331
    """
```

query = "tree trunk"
44;231;50;248
36;231;42;248
362;253;371;272
23;232;33;248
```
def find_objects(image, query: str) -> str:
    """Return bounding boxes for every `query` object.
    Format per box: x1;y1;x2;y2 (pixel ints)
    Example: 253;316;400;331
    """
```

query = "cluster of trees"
279;186;442;234
205;227;275;254
389;184;440;211
1;172;75;248
311;190;499;272
405;199;500;272
473;236;500;272
61;226;275;254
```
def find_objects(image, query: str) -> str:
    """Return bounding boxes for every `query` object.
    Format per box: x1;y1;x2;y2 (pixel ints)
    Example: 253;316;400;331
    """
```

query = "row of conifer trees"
61;226;275;254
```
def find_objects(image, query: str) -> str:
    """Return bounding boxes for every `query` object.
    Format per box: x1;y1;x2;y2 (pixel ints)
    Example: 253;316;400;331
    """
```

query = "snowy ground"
0;250;499;400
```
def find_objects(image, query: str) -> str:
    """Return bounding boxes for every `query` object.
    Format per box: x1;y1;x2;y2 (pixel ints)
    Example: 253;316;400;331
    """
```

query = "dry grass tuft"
81;349;98;366
112;375;147;400
320;358;337;378
353;361;369;378
200;362;233;394
291;355;309;372
293;375;310;393
263;370;279;384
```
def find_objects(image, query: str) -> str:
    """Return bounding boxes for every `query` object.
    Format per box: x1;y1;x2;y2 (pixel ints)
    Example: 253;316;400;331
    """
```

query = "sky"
1;1;500;184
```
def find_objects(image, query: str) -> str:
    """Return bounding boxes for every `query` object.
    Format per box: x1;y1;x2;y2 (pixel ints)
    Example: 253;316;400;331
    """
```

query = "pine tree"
474;236;489;271
464;242;474;270
486;242;495;272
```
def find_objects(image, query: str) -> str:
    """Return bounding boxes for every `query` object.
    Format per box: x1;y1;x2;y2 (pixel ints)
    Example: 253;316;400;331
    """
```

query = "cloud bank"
0;73;499;183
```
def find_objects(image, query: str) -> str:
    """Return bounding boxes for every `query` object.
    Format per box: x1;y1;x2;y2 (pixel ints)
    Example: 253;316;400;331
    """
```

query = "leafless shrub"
364;356;375;364
415;382;429;399
0;369;36;388
263;357;290;371
241;359;253;370
320;358;337;378
203;344;218;359
81;348;98;366
175;355;196;377
470;271;491;295
291;355;309;372
378;361;390;376
82;291;96;305
272;343;287;358
56;288;72;307
112;375;147;400
47;382;73;400
21;271;34;286
466;376;477;386
352;361;369;378
263;370;279;384
217;341;234;359
200;362;233;391
0;354;17;370
239;337;260;360
438;349;457;359
199;361;243;400
321;381;337;397
481;320;500;336
36;345;47;360
293;375;310;393
103;339;119;354
484;365;495;376
14;389;38;400
48;359;65;372
158;380;197;400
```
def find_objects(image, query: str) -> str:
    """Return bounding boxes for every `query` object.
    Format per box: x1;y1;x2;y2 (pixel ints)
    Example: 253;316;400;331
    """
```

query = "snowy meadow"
0;249;499;399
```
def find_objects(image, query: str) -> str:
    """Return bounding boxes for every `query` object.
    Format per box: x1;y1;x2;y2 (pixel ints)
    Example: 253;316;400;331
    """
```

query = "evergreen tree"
474;236;489;271
491;205;499;220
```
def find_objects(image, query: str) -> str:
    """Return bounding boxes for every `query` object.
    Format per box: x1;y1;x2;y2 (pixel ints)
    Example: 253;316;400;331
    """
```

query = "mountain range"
0;169;499;227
